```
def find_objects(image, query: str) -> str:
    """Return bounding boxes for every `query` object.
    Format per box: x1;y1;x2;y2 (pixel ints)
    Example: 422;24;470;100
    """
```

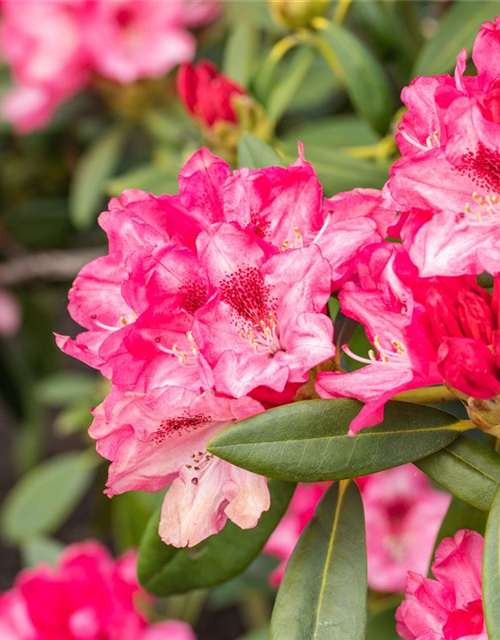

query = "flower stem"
333;0;353;26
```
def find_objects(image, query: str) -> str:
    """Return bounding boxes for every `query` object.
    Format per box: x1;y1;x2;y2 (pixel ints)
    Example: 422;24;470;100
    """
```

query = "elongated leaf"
238;134;284;170
483;483;500;639
1;451;99;544
317;23;393;134
107;163;178;197
413;1;500;77
70;126;127;229
366;605;400;640
209;399;464;482
282;115;379;149
223;22;257;87
138;480;295;596
416;436;500;511
267;46;315;121
271;482;366;640
112;491;162;554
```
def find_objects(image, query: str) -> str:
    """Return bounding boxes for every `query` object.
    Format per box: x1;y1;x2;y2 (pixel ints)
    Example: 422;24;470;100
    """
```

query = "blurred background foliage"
0;1;499;638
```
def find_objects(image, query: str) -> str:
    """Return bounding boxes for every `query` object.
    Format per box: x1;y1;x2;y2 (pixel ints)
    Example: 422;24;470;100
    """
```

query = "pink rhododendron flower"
265;466;449;593
396;530;487;640
177;60;246;127
384;18;500;277
0;540;196;640
317;242;500;432
359;465;450;593
0;289;21;337
90;388;270;547
0;0;220;132
57;145;392;546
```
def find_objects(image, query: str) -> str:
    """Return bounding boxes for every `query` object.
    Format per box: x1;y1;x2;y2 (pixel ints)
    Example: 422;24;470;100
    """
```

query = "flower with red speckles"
0;540;196;640
90;387;270;547
383;19;500;277
396;530;487;640
316;242;500;433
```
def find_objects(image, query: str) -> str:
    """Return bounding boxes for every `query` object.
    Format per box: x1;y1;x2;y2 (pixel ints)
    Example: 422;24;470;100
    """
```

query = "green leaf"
238;134;284;170
107;163;178;197
270;481;366;640
21;536;64;568
1;451;100;544
366;605;400;640
416;436;500;512
267;47;315;121
317;23;394;134
223;22;257;87
239;628;269;640
69;126;127;229
282;115;379;149
209;399;463;482
35;372;96;407
138;480;295;596
483;482;500;640
112;491;162;554
413;1;500;77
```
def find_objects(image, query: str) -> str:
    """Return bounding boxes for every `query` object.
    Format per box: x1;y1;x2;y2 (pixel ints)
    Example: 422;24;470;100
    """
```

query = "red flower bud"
177;60;245;128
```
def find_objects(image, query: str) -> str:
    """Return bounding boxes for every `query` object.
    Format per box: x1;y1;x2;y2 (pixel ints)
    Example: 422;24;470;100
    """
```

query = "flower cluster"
318;17;500;436
56;147;388;547
0;541;195;640
0;0;219;132
265;465;450;593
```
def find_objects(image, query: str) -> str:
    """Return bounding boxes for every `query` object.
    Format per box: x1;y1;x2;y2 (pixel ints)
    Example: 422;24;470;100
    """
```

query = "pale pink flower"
360;465;450;593
396;530;487;640
90;387;270;547
0;540;196;640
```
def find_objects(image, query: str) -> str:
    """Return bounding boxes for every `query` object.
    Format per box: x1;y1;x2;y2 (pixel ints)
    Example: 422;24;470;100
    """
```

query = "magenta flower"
0;541;196;640
396;530;487;640
384;18;500;277
0;0;220;133
317;242;500;432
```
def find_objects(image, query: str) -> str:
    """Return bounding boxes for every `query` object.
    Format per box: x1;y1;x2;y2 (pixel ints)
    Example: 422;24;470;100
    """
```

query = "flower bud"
267;0;330;30
465;396;500;438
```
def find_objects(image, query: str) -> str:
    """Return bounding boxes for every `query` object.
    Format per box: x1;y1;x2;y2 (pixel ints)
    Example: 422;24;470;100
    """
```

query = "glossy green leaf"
223;22;257;87
238;133;284;170
270;482;366;640
317;22;394;134
416;436;500;511
483;482;500;640
209;399;464;482
112;491;162;554
69;126;127;229
138;480;295;596
413;1;500;76
107;163;178;197
267;46;315;121
1;451;99;544
21;536;64;568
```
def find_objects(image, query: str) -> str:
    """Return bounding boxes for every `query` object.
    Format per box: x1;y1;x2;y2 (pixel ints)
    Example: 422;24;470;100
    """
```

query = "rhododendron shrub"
0;0;220;132
0;541;195;640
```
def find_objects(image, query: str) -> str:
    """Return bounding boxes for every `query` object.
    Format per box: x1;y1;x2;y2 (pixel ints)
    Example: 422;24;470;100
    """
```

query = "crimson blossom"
57;147;387;547
383;17;500;278
396;530;486;640
0;541;195;640
0;0;220;132
317;242;500;434
265;465;449;593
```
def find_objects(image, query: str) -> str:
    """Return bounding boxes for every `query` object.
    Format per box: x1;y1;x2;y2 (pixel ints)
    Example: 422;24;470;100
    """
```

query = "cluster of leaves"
2;2;500;639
